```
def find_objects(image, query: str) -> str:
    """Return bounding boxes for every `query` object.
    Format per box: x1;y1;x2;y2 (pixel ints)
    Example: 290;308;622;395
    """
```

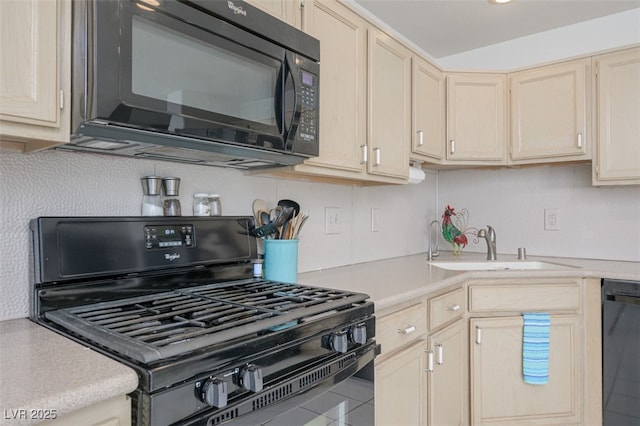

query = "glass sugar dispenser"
141;176;164;216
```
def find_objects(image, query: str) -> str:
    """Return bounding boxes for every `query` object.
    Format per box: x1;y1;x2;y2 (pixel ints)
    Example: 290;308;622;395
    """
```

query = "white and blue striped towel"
522;312;550;385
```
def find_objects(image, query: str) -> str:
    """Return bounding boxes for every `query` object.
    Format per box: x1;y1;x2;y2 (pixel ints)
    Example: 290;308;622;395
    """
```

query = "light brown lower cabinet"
426;319;467;426
375;278;600;426
375;340;426;425
469;315;582;425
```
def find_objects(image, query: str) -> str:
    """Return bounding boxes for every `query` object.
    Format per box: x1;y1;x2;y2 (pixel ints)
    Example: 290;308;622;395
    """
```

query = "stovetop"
45;279;370;363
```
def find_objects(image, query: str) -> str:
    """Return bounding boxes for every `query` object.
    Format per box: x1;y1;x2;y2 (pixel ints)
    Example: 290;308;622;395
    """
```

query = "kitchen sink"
428;260;578;271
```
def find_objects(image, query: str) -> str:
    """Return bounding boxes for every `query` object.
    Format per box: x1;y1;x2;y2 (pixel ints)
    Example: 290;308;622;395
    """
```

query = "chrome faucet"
477;226;497;260
427;220;441;261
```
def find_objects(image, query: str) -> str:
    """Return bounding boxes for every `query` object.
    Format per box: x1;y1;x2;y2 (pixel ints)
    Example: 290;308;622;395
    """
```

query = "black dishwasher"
602;279;640;426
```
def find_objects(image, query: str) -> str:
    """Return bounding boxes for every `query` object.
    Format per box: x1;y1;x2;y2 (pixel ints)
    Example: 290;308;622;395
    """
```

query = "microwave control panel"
298;70;318;142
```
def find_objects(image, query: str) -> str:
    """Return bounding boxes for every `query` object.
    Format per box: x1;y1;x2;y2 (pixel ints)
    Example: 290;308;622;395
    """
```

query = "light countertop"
298;252;640;313
0;319;138;425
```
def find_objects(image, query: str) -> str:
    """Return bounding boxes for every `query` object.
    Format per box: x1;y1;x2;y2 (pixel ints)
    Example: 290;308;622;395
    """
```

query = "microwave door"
95;0;287;149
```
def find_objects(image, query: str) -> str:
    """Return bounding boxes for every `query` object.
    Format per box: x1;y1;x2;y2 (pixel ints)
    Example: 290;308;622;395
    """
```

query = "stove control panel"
144;225;194;250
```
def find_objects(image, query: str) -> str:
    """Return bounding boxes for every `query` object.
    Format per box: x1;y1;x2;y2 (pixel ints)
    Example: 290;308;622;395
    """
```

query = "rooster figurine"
442;205;475;255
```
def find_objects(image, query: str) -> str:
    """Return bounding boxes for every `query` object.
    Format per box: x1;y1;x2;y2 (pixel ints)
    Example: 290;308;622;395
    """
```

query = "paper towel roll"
408;166;426;184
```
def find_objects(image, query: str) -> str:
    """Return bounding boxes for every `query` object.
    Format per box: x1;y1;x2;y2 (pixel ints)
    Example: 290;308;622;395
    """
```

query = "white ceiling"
352;0;640;58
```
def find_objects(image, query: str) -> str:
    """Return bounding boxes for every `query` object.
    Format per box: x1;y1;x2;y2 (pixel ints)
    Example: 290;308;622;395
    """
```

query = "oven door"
245;360;376;426
87;0;290;150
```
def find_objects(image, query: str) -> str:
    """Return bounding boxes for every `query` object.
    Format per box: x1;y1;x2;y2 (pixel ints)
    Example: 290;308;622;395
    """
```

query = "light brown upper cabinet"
0;0;71;152
445;73;508;165
411;56;445;163
592;47;640;186
292;0;408;184
367;28;411;180
296;0;368;177
509;58;591;164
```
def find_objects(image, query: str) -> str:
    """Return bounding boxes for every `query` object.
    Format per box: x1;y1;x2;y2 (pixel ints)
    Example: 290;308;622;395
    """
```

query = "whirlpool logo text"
227;1;247;16
164;253;181;262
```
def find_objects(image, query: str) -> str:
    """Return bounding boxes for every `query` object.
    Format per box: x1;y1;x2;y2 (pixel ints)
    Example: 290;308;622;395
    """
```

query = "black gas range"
30;216;378;426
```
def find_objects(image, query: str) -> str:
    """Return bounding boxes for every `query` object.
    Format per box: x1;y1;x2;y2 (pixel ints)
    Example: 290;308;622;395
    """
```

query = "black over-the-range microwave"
65;0;320;169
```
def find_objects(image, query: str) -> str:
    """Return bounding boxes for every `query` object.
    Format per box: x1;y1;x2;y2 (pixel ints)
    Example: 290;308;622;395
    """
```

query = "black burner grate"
45;279;368;363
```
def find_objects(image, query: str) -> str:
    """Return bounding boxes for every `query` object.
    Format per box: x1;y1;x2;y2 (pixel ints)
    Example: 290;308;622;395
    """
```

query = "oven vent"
252;383;293;410
299;365;331;388
338;352;357;369
208;408;238;425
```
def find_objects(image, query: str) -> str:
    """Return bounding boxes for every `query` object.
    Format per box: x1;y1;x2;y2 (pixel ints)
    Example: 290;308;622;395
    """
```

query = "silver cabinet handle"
577;133;583;149
417;130;424;147
360;144;368;164
475;326;482;344
425;350;434;372
446;304;461;311
397;325;416;335
373;147;381;166
435;343;443;365
450;139;455;155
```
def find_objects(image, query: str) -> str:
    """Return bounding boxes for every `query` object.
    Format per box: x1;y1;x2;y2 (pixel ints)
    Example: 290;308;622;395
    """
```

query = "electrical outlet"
371;208;380;232
544;209;559;231
325;207;341;235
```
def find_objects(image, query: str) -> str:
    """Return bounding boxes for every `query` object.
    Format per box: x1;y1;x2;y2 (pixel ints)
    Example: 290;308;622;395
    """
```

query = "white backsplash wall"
0;150;437;320
437;164;640;262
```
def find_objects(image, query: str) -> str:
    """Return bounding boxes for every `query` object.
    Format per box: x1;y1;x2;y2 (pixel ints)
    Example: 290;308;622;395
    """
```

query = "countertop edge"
298;252;640;313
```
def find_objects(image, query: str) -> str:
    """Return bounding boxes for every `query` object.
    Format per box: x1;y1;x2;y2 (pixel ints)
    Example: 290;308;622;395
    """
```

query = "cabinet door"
0;0;70;150
376;341;425;426
243;0;300;28
427;320;467;426
593;47;640;185
368;28;411;180
297;0;367;175
446;74;507;164
470;315;582;425
412;56;445;163
510;58;590;164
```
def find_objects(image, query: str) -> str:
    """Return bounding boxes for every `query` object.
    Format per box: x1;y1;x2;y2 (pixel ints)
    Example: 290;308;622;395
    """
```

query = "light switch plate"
325;207;341;235
544;208;559;231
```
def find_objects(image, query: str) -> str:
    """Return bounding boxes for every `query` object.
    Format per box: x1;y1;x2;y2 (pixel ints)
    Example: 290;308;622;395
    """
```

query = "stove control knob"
200;378;227;408
331;331;349;353
350;324;367;345
240;364;263;393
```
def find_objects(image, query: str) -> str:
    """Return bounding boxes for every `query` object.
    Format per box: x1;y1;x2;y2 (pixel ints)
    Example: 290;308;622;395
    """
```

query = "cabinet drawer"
428;288;465;331
469;281;581;313
377;302;427;355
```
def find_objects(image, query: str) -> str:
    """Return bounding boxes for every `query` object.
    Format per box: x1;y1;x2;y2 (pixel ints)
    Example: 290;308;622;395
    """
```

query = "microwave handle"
274;62;285;136
283;52;302;139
